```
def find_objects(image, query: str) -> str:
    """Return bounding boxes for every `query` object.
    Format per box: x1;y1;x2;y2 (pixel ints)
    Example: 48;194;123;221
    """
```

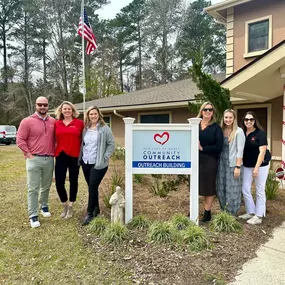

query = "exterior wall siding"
269;96;282;159
233;0;285;72
226;7;234;77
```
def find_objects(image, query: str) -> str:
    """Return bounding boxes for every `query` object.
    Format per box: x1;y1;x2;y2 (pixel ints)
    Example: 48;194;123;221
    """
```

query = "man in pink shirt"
17;96;55;228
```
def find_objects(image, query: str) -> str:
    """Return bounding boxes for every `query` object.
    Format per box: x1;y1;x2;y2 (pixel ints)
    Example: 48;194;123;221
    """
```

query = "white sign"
123;118;201;224
132;128;191;174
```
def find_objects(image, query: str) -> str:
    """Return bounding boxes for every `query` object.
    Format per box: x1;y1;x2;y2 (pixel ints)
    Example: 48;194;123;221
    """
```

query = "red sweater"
55;118;84;157
17;113;55;156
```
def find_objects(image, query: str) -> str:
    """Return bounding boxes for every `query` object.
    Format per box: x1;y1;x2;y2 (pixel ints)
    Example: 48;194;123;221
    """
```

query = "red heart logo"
154;132;170;145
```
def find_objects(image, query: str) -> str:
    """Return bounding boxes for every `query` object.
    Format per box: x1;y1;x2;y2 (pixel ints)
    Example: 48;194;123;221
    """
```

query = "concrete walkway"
229;222;285;285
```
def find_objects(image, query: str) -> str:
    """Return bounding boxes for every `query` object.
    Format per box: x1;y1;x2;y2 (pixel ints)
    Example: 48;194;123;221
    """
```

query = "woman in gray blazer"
79;106;115;225
216;109;245;216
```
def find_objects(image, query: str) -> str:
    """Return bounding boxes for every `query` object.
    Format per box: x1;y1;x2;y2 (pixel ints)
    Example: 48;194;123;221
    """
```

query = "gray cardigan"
228;127;246;167
79;124;115;170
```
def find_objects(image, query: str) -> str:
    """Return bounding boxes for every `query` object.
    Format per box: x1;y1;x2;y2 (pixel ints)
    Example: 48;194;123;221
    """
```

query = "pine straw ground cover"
1;145;285;284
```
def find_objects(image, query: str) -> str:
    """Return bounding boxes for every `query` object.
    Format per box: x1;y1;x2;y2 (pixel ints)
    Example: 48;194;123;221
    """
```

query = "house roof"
204;0;254;24
74;74;226;113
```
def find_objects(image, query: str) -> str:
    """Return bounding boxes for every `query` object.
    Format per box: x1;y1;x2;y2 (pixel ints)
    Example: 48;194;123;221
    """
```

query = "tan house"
205;0;285;168
74;75;224;146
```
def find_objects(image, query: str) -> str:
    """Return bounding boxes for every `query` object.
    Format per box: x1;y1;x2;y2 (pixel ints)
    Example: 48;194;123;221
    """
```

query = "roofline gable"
221;38;285;85
204;0;254;23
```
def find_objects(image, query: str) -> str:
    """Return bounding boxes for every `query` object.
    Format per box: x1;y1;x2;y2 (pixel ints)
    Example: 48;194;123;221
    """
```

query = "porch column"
283;83;285;169
280;66;285;169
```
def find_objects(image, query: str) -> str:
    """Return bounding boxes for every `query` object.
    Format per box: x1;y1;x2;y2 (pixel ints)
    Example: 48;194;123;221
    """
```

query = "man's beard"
38;109;47;115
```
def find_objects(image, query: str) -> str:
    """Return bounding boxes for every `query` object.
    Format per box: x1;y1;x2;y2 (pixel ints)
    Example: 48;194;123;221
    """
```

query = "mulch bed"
80;161;285;284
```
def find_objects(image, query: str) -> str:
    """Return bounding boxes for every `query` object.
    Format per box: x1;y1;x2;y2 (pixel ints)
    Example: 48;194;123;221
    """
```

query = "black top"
199;122;223;158
243;128;268;167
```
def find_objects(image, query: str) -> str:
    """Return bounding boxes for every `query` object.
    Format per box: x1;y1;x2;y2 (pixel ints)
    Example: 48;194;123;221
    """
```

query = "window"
103;116;111;127
244;15;272;58
248;20;269;53
139;113;170;123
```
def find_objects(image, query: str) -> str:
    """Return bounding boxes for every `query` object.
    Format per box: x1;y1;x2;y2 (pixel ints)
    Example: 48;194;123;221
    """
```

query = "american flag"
78;8;97;55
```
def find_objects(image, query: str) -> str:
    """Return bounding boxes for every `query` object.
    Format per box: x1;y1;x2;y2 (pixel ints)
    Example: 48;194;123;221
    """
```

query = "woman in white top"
216;109;245;216
79;106;115;225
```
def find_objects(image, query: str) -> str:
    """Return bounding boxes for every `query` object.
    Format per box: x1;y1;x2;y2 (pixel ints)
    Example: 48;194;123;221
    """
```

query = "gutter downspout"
113;110;125;118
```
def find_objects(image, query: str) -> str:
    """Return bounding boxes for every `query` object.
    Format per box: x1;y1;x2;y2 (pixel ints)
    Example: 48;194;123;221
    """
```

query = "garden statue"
109;186;125;224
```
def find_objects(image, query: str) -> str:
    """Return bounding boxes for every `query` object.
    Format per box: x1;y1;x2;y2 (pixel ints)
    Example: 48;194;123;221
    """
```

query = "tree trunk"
161;27;167;84
23;13;33;115
58;9;68;100
119;46;123;92
2;23;8;92
137;20;142;90
43;38;47;84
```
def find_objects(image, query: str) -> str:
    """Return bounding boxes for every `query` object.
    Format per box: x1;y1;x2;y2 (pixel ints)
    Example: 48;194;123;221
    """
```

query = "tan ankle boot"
65;206;73;219
60;205;68;218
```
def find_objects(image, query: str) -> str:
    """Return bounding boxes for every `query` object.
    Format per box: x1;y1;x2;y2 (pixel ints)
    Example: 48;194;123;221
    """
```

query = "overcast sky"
97;0;222;20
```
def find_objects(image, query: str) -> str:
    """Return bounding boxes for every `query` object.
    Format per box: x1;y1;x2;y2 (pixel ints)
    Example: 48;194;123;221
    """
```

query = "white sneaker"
30;216;40;228
40;206;51;218
238;213;254;220
247;215;262;225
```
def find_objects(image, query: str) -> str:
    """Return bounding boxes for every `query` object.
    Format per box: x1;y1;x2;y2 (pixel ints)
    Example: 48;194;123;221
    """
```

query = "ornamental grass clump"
128;214;151;230
265;170;279;200
182;224;210;251
103;222;129;245
88;217;109;236
148;221;177;244
210;211;242;233
171;213;194;230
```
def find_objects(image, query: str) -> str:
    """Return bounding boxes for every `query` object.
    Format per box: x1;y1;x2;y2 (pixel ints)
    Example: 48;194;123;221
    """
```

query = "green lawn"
0;145;132;285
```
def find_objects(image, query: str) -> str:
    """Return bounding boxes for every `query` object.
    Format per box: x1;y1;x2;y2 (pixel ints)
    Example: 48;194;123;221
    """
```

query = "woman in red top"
55;101;84;218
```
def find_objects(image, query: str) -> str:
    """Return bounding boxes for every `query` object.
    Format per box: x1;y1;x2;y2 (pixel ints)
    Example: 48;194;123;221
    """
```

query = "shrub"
265;170;279;200
181;225;210;251
148;174;185;197
177;174;190;186
210;211;242;233
148;221;176;244
171;213;194;230
148;177;168;197
103;223;129;245
88;217;109;235
128;214;151;230
112;145;125;160
134;174;144;184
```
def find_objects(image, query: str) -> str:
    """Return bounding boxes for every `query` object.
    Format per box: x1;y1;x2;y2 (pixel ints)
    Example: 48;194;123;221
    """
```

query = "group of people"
16;96;269;228
17;96;115;228
198;102;270;225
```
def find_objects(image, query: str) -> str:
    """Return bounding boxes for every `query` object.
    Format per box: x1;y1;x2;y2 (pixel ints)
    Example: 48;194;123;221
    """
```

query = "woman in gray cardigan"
216;109;245;216
80;106;115;225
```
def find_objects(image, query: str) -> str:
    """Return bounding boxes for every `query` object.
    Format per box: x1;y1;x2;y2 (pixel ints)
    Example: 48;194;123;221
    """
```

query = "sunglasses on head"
202;108;213;112
244;118;255;122
36;103;48;107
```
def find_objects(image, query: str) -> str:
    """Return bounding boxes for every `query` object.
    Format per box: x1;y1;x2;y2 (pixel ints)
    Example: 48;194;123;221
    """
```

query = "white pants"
242;165;269;217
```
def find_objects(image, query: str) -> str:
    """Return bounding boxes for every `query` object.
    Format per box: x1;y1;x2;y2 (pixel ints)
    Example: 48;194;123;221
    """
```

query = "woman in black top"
238;111;269;225
197;102;223;222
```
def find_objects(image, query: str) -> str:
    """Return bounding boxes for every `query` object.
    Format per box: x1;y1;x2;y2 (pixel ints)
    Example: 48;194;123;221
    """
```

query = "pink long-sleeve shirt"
17;113;56;156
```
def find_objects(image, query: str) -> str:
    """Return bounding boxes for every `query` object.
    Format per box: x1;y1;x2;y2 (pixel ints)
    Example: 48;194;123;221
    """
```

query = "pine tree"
189;62;231;122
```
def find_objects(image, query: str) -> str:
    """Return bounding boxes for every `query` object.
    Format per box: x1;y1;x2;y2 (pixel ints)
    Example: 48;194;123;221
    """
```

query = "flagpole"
81;0;86;116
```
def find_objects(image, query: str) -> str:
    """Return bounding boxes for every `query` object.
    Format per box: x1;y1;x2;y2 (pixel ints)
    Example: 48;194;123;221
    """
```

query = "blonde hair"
84;106;105;127
220;109;238;142
55;101;79;120
196;102;216;125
